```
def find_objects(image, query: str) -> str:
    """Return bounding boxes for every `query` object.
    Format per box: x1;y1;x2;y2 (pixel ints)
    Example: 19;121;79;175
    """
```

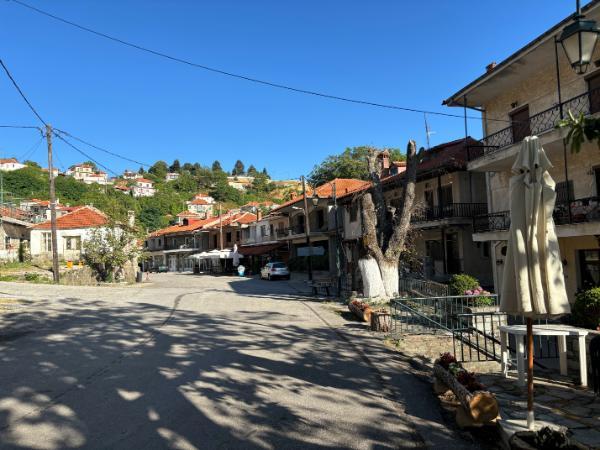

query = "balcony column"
441;227;448;276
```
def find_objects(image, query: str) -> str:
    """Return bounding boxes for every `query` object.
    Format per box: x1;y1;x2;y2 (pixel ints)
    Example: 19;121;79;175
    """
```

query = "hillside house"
0;158;25;171
131;178;156;197
66;164;109;185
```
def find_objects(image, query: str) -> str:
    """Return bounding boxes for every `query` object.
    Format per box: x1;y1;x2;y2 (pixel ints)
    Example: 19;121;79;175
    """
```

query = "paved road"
0;274;476;449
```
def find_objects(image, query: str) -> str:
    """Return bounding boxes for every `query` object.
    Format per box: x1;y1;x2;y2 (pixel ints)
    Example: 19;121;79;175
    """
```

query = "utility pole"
46;124;59;282
301;176;313;281
332;181;341;296
219;203;223;250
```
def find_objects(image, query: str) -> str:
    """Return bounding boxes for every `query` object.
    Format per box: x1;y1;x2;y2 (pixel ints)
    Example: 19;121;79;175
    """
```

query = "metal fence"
389;294;499;335
398;277;449;298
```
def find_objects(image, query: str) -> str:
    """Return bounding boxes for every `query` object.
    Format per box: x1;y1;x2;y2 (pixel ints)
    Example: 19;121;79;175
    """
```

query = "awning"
238;242;284;256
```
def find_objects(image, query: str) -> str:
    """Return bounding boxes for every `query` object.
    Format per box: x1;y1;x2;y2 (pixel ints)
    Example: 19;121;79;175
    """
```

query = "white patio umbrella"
500;136;571;430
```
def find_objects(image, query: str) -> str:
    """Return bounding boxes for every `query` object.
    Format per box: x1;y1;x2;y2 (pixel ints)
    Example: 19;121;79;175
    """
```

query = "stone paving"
478;371;600;448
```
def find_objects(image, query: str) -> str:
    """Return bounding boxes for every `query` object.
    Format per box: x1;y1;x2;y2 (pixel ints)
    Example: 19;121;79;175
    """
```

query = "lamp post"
557;0;600;75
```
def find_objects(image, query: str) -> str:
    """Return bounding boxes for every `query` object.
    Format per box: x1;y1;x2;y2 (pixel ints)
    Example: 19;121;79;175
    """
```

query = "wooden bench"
308;278;335;296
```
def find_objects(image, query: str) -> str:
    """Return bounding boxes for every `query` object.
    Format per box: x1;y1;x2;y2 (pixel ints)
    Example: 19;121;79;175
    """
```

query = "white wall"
30;227;94;259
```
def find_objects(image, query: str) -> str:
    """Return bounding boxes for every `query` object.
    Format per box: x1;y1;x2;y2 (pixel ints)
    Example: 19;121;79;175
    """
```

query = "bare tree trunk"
358;257;385;298
359;141;418;299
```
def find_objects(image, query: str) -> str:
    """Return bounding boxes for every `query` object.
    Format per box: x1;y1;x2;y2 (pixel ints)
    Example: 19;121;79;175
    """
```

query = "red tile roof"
149;216;219;237
136;178;153;184
272;178;369;210
33;206;108;230
190;198;210;205
0;158;19;164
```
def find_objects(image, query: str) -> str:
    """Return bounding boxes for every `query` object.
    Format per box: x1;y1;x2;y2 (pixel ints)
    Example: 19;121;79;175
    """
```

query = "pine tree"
169;159;181;173
247;165;258;176
212;160;223;172
232;160;245;176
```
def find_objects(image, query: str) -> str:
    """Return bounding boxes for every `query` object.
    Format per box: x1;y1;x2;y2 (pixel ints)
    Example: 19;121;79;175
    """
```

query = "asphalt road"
0;274;477;449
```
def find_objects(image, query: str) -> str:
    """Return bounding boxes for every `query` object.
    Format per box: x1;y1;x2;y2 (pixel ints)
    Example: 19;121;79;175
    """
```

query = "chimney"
127;210;135;227
377;150;391;176
486;62;497;73
257;209;263;221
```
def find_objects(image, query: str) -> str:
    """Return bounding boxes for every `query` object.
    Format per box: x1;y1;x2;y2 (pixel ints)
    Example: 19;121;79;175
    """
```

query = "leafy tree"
261;167;269;177
3;166;46;198
82;225;141;282
558;111;600;153
139;206;167;231
173;172;197;194
182;162;194;173
308;146;405;186
211;160;223;172
231;160;245;176
138;167;145;174
248;173;273;194
210;173;242;203
149;161;168;179
169;159;181;173
247;165;258;176
82;161;98;170
24;160;41;168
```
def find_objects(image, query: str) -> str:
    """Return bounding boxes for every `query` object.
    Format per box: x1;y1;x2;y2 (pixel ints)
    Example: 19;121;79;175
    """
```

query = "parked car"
260;262;290;280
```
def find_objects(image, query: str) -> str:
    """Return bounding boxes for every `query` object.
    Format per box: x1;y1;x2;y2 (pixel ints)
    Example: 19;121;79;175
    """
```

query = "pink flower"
465;290;473;295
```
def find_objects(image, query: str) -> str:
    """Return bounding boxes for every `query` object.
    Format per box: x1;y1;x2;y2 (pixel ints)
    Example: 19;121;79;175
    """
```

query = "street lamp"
311;191;319;207
557;0;600;74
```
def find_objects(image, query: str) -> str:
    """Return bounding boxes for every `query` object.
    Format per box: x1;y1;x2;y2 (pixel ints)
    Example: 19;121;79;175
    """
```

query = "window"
213;235;217;248
236;231;240;241
260;225;267;237
440;185;453;205
4;236;11;249
588;71;600;114
269;224;274;236
316;209;325;229
243;228;250;239
482;242;490;258
226;231;232;243
41;232;52;252
349;202;359;222
579;249;600;289
510;106;531;143
64;236;81;251
555;180;574;204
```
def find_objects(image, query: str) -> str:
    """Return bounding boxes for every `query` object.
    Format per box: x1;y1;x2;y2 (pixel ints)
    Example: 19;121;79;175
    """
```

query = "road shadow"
0;292;432;449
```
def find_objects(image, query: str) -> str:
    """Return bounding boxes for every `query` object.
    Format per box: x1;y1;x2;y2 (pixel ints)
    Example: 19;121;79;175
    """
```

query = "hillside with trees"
2;159;288;232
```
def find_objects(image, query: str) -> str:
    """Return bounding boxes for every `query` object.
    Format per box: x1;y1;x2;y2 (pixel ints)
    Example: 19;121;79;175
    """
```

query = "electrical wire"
8;0;517;125
0;125;41;129
54;129;151;168
0;58;46;125
18;135;44;161
53;132;118;177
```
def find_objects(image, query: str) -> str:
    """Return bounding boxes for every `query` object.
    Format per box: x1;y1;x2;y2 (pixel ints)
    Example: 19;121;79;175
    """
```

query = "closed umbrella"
501;136;571;430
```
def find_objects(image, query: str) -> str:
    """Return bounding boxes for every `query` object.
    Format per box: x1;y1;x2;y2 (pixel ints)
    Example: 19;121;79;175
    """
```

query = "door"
169;255;177;272
578;249;600;289
445;232;461;274
510;106;530;143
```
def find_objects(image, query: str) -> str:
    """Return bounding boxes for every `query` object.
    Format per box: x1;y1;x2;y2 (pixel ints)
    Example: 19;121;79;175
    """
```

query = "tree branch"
360;192;384;263
385;140;418;261
366;148;387;247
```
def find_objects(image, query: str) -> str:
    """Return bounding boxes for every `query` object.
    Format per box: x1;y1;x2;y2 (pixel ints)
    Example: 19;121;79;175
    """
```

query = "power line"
8;0;516;125
0;125;41;129
0;58;46;125
18;135;44;161
54;129;151;168
53;132;118;177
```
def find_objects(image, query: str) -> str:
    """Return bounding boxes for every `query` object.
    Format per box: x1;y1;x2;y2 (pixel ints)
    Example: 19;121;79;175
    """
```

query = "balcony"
411;203;488;223
478;88;600;159
473;196;600;233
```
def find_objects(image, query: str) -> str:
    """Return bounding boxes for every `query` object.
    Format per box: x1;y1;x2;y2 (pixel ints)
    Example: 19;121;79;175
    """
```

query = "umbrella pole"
527;317;535;430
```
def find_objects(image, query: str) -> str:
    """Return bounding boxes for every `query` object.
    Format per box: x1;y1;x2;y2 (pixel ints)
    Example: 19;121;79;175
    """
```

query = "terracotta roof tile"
33;206;108;230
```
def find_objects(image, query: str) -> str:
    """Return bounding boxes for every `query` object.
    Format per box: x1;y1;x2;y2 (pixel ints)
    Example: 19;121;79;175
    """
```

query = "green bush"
572;287;600;330
448;274;480;296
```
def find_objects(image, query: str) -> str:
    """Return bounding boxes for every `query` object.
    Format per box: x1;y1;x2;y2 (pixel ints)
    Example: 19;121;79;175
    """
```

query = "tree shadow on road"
0;292;433;449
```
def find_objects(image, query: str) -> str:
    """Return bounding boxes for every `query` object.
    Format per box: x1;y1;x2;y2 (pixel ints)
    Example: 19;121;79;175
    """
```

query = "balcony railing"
411;203;487;223
473;196;600;233
481;87;600;155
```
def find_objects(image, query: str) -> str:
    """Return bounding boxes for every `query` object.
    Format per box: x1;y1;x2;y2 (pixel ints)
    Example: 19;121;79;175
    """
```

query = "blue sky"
0;1;587;180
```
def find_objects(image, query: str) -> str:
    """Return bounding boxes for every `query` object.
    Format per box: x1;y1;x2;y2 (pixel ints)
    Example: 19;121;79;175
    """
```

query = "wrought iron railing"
398;277;449;297
411;203;487;223
389;295;499;335
480;87;600;155
474;196;600;233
